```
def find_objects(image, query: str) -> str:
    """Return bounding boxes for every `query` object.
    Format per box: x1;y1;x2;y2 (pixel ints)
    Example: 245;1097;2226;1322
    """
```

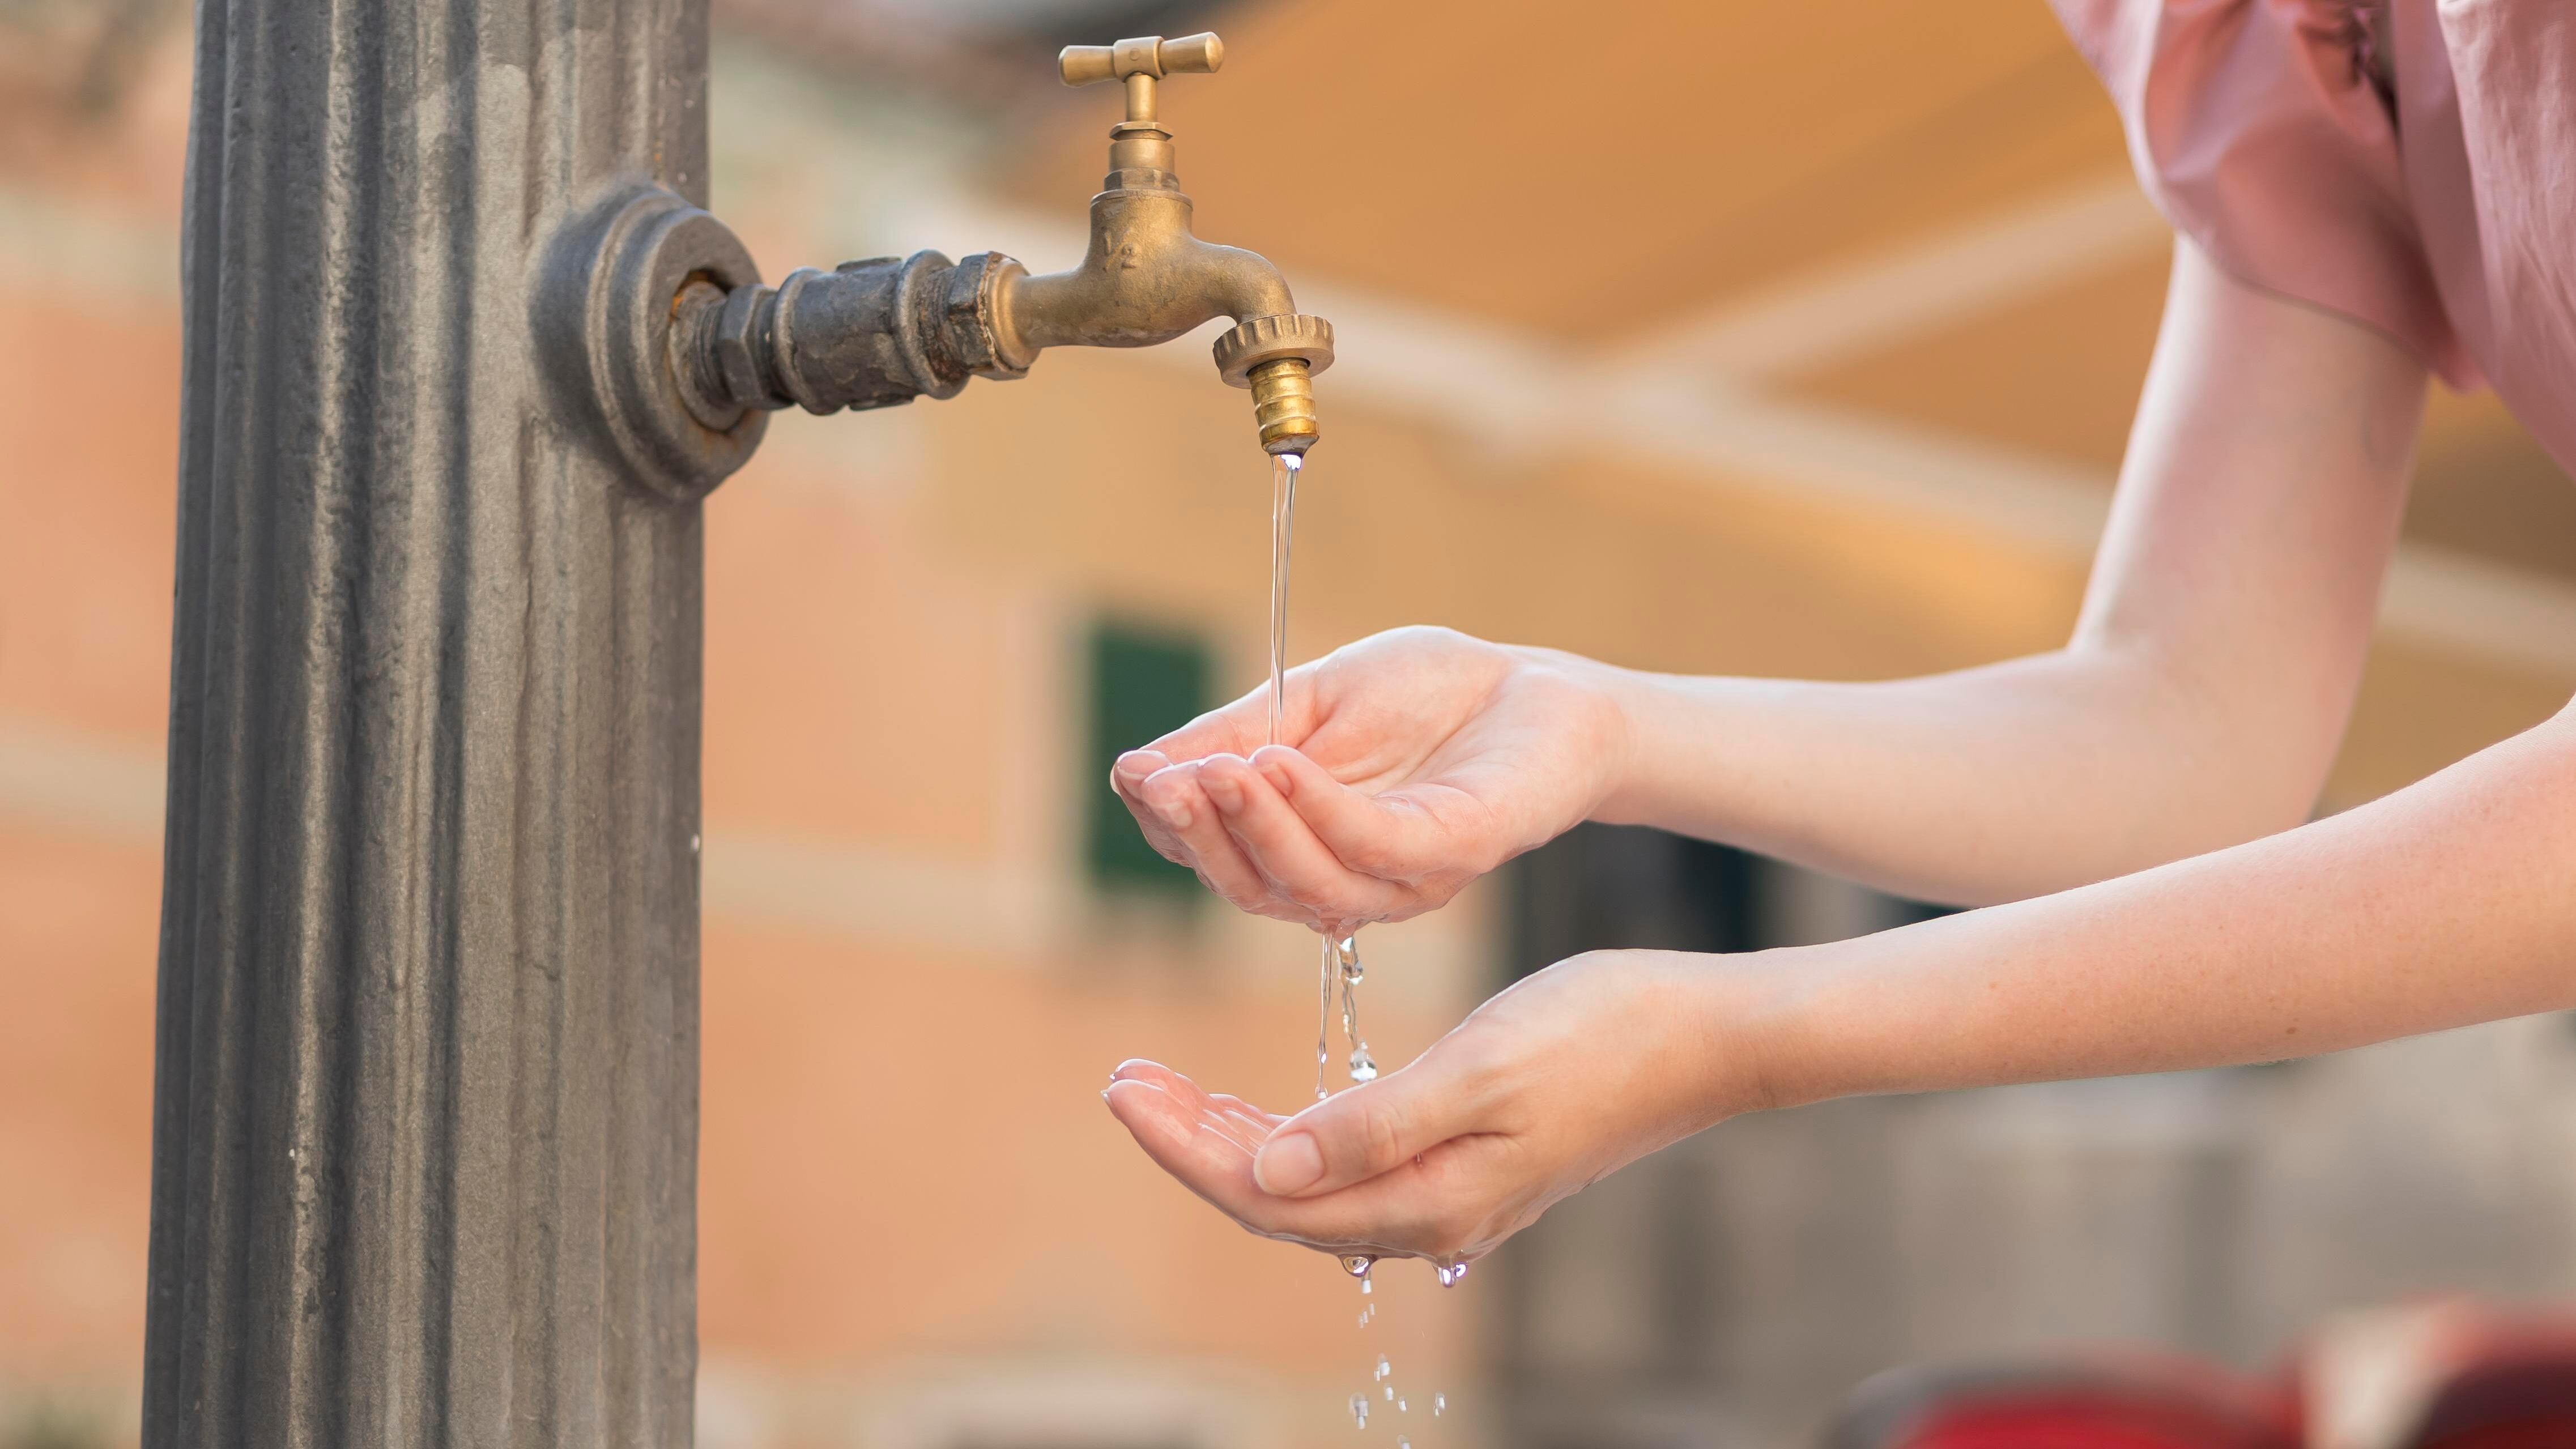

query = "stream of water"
1263;449;1458;1438
1270;451;1381;1105
1268;452;1299;748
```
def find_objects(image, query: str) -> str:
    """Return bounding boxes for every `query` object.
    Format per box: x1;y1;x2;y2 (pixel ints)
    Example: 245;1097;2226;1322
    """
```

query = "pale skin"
1099;241;2576;1269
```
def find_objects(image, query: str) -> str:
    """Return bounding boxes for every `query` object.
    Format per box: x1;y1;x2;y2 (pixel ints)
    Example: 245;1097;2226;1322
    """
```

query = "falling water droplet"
1435;1264;1454;1288
1336;934;1364;985
1398;1438;1410;1449
1348;1046;1377;1083
1433;1393;1445;1417
1398;1397;1407;1412
1374;1354;1390;1381
1384;1386;1395;1403
1340;1254;1376;1278
1361;1277;1372;1295
1349;1393;1368;1428
1315;944;1333;1103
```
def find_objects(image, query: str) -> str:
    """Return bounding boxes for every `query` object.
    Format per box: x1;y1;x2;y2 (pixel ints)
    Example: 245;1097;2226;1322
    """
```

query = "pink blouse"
2051;0;2576;470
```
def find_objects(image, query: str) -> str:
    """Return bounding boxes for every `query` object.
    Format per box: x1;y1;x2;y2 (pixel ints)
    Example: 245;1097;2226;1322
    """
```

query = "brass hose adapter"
1214;313;1334;455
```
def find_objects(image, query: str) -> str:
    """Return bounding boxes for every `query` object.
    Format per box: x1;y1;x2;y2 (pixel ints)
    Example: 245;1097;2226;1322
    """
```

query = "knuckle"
1438;1031;1519;1110
1356;1100;1410;1172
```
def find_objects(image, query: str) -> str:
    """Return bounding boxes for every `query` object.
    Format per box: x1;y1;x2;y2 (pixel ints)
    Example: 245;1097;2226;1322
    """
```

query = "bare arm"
1603;241;2428;902
1097;242;2576;1266
1747;703;2576;1105
1101;694;2576;1269
1116;241;2430;919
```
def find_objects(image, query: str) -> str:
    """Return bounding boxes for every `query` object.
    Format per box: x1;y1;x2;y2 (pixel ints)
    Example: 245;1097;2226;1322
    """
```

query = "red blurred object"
2409;1312;2576;1449
1823;1357;2297;1449
1820;1308;2576;1449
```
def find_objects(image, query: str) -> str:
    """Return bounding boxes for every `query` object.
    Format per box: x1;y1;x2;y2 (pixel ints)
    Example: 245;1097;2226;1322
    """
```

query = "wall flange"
543;186;767;501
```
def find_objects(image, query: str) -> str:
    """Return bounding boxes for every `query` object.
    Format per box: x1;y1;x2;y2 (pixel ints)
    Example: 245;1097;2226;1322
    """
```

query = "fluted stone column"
145;2;717;1442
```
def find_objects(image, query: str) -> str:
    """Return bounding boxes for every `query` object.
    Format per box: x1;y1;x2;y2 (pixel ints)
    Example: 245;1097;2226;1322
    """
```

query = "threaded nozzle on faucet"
1250;357;1318;455
1214;314;1332;457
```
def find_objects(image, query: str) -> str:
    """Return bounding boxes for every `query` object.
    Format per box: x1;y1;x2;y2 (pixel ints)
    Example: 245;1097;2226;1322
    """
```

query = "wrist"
1509;646;1655;824
1577;949;1795;1142
1676;944;1845;1122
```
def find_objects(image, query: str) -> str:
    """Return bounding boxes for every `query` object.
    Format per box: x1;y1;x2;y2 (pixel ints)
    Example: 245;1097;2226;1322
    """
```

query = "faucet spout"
999;219;1295;357
989;193;1331;455
662;31;1331;457
985;40;1332;454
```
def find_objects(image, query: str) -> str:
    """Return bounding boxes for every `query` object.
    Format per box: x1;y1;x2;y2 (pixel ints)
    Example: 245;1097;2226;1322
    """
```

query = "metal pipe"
146;1;711;1441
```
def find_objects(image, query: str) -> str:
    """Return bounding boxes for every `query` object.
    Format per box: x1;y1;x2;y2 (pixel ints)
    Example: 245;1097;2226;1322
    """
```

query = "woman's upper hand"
1100;949;1762;1266
1109;626;1633;929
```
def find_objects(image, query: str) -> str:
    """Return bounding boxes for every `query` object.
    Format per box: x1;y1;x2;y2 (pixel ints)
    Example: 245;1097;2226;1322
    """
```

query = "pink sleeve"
2051;0;2471;384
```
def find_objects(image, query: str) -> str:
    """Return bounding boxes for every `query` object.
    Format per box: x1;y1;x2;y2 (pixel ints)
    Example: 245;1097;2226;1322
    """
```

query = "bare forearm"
1593;642;2338;905
1584;248;2419;907
1730;706;2576;1110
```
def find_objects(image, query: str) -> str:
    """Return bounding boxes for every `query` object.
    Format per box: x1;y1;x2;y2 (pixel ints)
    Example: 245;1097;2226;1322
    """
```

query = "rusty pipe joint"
671;249;1028;424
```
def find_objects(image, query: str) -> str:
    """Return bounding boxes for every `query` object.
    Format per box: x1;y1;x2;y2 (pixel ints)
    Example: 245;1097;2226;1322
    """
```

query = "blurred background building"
5;2;2576;1447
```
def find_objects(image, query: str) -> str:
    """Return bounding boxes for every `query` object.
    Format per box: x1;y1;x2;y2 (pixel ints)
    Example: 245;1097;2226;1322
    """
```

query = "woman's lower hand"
1110;626;1633;930
1100;949;1766;1267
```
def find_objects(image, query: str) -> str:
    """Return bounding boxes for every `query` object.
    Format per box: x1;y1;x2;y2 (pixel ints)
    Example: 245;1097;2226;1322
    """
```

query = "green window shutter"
1084;620;1212;900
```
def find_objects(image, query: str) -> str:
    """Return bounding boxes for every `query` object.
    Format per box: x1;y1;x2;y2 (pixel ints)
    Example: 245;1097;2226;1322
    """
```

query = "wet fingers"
1198;754;1411;925
1136;761;1289;915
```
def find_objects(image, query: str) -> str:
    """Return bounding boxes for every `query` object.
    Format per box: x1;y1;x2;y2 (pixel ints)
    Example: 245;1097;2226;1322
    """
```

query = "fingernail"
1155;794;1195;830
1114;751;1158;781
1254;1131;1325;1195
1257;760;1292;796
1204;773;1246;816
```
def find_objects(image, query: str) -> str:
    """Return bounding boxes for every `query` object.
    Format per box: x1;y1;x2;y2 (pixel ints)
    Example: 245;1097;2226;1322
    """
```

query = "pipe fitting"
1217;313;1333;455
1248;359;1318;455
540;186;768;501
675;250;1028;421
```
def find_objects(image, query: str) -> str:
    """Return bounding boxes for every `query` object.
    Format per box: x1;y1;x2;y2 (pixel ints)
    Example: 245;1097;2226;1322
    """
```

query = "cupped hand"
1100;950;1759;1267
1109;626;1632;929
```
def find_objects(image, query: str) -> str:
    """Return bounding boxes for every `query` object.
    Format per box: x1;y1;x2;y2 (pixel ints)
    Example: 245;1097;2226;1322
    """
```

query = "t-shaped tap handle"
1059;33;1224;125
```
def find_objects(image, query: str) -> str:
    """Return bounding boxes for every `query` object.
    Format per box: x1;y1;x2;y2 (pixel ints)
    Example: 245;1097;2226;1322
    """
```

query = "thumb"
1252;1048;1488;1199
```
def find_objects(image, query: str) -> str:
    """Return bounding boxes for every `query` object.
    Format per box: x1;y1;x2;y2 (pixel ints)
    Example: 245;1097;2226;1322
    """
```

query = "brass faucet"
670;32;1334;457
